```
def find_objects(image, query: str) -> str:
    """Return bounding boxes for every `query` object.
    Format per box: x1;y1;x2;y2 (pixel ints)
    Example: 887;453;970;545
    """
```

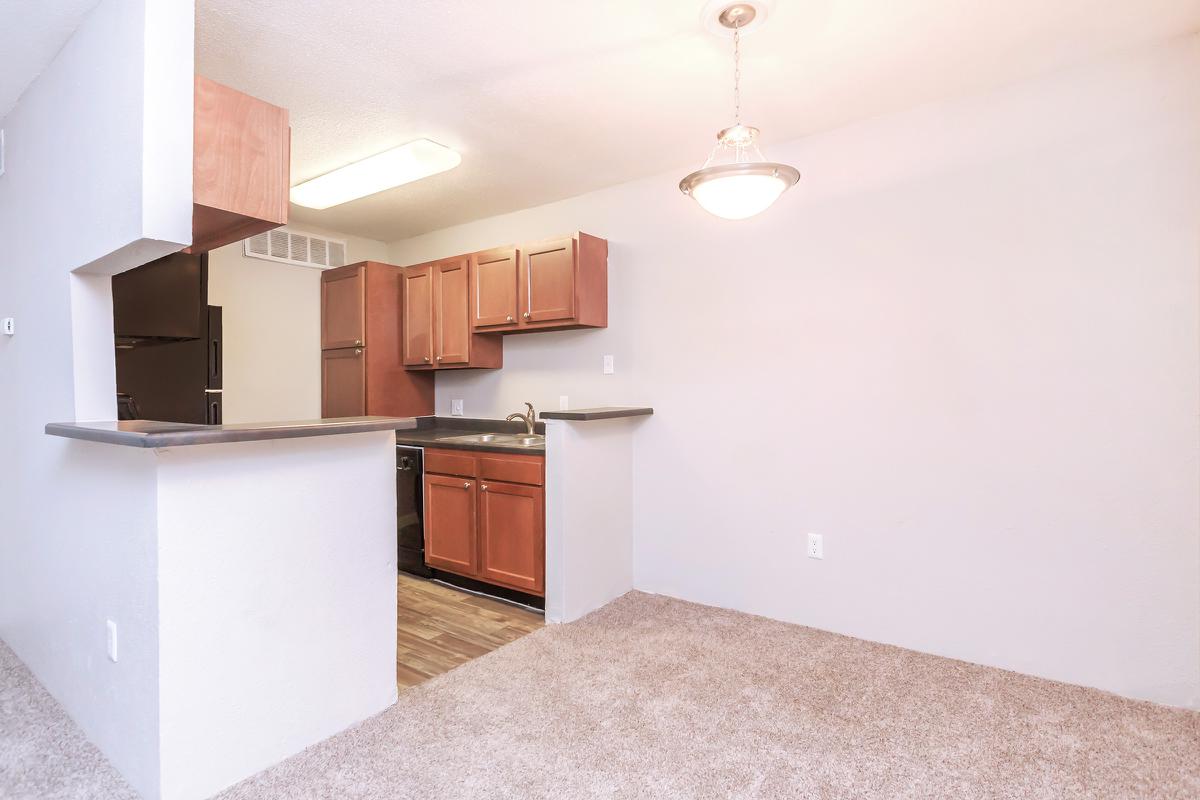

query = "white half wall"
0;0;194;795
544;418;639;624
155;433;398;800
389;36;1200;707
206;227;389;423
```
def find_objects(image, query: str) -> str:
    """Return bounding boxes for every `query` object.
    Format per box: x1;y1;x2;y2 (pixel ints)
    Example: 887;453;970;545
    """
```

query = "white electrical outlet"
559;395;569;410
450;399;464;416
0;129;6;178
807;533;824;560
603;354;614;374
105;619;119;662
1;318;13;336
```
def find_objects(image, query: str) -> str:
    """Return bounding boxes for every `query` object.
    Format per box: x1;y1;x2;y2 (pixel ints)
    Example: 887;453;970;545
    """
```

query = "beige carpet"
5;592;1200;799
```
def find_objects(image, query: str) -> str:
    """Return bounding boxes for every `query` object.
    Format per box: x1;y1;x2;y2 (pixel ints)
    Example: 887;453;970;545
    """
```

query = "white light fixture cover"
290;139;461;209
680;4;799;220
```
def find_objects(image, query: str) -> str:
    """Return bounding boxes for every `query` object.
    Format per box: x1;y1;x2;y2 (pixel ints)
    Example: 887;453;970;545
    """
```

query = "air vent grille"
243;228;348;269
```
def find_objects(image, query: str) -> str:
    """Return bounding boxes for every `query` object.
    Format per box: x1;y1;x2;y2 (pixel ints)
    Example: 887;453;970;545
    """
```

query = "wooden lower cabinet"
422;448;545;597
423;473;478;576
478;480;544;595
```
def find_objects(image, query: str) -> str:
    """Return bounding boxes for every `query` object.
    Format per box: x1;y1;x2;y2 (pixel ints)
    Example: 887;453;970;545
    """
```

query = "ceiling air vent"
243;228;348;269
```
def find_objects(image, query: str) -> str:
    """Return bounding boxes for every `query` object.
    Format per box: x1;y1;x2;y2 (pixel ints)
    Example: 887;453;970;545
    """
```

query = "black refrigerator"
113;252;223;424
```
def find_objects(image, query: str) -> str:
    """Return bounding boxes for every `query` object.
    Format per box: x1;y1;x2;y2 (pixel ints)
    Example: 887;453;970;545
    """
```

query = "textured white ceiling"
196;0;1200;242
0;0;102;118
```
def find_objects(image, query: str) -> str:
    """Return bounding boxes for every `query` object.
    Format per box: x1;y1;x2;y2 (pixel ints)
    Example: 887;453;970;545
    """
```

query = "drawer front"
479;453;544;486
424;448;478;478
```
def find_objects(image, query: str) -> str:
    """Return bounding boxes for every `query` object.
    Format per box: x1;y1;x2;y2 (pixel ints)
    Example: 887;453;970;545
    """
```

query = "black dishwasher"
396;446;431;577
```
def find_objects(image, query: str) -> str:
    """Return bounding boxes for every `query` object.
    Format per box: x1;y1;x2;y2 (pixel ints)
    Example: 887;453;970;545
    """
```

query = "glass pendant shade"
679;126;800;220
680;5;799;219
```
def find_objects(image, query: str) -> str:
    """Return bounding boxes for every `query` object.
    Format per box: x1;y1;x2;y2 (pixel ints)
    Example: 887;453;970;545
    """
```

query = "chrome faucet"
506;402;537;435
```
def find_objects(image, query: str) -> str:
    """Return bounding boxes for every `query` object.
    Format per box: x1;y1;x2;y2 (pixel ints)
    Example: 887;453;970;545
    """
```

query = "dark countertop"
539;407;653;421
396;417;546;454
45;416;416;448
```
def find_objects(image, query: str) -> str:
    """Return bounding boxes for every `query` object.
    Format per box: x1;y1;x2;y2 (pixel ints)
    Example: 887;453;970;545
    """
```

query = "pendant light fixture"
679;2;799;220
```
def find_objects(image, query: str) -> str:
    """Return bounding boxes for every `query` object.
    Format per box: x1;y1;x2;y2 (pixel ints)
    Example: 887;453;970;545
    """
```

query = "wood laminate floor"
396;573;543;688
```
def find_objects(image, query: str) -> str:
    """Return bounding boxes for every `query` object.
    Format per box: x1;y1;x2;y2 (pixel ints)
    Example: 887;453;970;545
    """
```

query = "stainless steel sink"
436;433;544;448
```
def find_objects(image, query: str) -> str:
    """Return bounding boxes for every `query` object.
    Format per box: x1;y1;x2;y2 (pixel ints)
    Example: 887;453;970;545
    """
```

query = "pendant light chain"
733;23;742;125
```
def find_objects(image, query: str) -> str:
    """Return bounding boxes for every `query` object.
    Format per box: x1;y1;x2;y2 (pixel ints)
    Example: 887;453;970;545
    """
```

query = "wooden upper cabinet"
321;347;365;418
478;480;545;595
469;232;607;333
188;76;290;254
434;259;470;366
402;266;434;366
402;260;502;371
523;237;576;323
424;473;479;576
471;248;519;328
319;261;434;419
320;265;365;350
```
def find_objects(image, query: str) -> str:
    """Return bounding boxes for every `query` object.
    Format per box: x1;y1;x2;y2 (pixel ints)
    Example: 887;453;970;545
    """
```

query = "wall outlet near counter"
559;395;569;410
450;399;464;416
603;355;614;374
807;533;824;560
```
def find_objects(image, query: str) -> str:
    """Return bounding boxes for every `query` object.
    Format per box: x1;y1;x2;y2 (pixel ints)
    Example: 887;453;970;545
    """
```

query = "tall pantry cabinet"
320;261;434;418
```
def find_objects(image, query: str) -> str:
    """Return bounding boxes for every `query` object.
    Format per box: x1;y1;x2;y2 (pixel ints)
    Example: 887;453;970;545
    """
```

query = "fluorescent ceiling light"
290;139;461;209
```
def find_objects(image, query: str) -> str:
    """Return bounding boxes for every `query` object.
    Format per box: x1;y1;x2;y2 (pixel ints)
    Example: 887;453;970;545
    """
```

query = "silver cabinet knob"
523;312;531;320
423;356;430;362
436;355;443;361
354;339;363;346
506;315;514;322
481;484;488;491
463;482;471;489
354;348;362;355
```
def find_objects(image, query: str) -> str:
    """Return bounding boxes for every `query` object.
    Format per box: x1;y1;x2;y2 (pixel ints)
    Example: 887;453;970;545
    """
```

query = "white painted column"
544;418;645;623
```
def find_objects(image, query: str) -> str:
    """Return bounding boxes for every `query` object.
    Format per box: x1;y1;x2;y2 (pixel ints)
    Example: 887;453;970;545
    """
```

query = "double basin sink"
436;432;545;448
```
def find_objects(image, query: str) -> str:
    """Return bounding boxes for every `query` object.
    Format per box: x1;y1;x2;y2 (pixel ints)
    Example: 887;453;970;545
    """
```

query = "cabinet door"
521;237;576;324
402;266;433;366
424;473;478;577
434;258;470;366
471;248;518;329
321;347;365;418
478;480;544;595
321;266;365;350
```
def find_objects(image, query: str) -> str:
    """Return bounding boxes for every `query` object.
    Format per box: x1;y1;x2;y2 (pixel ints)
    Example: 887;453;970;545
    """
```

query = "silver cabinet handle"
506;315;514;322
423;356;431;362
523;312;531;320
354;349;363;355
463;482;471;489
481;484;488;491
436;355;443;361
355;339;363;346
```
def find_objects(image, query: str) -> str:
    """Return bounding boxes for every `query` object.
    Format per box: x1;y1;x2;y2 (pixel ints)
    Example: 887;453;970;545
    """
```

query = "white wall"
0;0;194;795
389;37;1200;707
207;227;388;423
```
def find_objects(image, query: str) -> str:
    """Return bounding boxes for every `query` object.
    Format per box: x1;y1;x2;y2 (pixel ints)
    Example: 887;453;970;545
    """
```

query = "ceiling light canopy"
680;2;799;220
290;139;461;210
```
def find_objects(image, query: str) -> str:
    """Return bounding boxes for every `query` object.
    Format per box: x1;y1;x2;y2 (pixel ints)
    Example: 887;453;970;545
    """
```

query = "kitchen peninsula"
44;416;409;800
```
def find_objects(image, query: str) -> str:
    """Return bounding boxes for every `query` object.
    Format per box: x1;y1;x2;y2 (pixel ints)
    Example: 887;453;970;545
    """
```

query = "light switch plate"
0;129;6;178
450;399;464;416
603;354;614;374
2;318;13;336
